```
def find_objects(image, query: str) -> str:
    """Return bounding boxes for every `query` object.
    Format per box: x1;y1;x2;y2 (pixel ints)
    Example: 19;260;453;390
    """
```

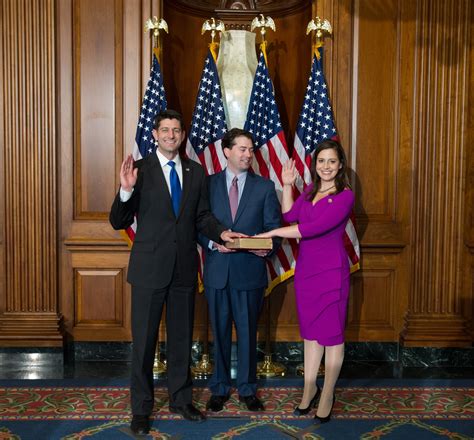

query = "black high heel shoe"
314;393;335;424
293;385;321;416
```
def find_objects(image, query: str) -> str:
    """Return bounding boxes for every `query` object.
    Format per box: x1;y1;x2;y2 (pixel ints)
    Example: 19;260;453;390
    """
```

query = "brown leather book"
225;237;272;250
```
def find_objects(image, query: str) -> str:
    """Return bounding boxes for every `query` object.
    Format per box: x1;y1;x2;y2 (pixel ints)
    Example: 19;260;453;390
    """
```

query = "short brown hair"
222;128;255;151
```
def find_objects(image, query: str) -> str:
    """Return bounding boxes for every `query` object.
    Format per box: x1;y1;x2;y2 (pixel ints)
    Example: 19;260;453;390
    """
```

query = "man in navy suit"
199;128;281;412
110;110;242;435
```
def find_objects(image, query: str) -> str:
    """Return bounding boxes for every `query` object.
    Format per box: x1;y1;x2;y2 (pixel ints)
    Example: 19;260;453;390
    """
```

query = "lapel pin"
328;198;333;203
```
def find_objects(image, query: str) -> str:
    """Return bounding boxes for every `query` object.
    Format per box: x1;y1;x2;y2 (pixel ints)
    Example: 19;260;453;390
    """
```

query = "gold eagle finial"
201;17;225;43
306;17;332;40
251;14;276;43
144;16;169;36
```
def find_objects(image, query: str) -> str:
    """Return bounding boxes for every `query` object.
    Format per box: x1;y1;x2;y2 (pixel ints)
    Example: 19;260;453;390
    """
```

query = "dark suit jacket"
199;171;281;290
110;154;225;289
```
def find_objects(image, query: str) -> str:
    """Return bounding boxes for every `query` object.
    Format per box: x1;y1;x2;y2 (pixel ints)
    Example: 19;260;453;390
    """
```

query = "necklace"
318;185;335;193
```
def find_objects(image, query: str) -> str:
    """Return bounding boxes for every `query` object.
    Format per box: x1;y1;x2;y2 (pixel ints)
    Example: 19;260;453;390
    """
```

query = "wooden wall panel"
353;1;398;219
68;249;130;339
73;0;123;219
1;0;472;348
346;256;400;341
303;0;413;341
58;0;163;341
75;269;123;324
401;0;471;347
74;0;121;217
0;0;62;345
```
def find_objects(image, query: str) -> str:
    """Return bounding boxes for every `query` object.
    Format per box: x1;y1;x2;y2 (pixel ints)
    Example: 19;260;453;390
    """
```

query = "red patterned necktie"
229;176;238;221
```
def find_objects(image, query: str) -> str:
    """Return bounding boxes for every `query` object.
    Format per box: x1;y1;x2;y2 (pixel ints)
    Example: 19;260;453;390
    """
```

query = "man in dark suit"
110;110;241;435
199;128;281;413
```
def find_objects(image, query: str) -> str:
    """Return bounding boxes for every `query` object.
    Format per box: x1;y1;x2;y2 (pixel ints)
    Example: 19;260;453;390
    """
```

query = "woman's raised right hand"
282;159;297;186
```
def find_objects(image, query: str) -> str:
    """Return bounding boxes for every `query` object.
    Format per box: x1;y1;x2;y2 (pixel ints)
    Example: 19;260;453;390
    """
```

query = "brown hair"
222;128;255;151
306;139;349;201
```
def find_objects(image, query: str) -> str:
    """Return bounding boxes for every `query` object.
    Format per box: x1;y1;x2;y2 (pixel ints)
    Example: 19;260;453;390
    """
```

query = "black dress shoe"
239;394;265;411
293;385;321;416
169;403;206;421
206;395;229;412
314;394;336;424
130;414;150;435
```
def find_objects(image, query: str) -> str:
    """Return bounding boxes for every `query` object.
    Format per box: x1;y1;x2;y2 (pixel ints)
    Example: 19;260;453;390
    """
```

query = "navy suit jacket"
199;170;281;290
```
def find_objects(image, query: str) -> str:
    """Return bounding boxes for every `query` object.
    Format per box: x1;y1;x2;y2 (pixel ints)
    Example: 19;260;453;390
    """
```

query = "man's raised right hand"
120;154;138;192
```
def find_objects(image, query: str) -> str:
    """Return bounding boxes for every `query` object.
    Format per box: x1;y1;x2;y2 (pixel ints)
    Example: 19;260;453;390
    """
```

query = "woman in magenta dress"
256;140;354;423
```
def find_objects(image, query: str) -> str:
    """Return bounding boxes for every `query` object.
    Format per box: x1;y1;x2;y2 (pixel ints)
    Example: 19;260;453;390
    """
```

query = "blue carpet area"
1;418;473;439
0;378;473;439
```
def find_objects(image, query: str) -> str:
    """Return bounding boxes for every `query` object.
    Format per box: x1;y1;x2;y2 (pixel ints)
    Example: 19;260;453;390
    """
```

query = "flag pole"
247;14;286;378
295;14;333;379
144;15;169;377
190;18;225;379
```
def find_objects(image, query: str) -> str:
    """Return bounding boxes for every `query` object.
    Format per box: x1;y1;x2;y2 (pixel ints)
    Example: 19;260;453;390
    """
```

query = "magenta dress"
283;189;355;346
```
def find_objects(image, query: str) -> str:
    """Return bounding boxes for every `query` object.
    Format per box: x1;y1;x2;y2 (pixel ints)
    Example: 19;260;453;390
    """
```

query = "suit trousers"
206;286;264;397
130;269;196;416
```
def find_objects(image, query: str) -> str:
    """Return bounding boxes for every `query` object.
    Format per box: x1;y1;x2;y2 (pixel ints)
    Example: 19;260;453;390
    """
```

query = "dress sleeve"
298;190;355;238
282;191;307;223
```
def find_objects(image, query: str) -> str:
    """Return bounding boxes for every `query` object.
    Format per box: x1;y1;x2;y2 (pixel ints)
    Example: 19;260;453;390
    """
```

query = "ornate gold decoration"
191;353;213;378
257;354;286;377
306;17;332;38
201;17;226;43
306;17;332;58
144;16;169;51
250;14;275;43
153;353;167;377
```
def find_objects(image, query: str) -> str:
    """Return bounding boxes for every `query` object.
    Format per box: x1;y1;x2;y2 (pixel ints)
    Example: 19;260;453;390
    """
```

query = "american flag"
292;48;360;271
126;53;167;242
185;50;228;170
185;50;228;290
243;52;299;293
133;53;168;160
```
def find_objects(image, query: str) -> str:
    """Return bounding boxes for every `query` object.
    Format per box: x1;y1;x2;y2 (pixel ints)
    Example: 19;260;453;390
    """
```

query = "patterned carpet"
0;384;473;439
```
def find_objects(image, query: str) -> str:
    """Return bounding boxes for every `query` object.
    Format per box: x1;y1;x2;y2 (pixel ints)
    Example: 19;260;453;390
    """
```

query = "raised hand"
120;154;138;192
282;159;297;186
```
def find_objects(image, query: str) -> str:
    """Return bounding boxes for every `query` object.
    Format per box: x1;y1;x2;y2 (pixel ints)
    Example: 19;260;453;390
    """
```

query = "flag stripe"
185;51;229;291
243;52;298;294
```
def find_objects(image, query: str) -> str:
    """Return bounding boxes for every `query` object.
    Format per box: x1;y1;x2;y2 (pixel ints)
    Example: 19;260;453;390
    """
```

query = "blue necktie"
168;161;182;216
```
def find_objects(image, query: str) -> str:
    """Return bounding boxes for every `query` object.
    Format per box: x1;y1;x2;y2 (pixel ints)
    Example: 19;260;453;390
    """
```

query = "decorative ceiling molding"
164;0;310;19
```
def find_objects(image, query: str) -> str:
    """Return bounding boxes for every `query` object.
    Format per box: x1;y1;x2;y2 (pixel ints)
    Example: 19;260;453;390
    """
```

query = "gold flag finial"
201;18;225;61
144;16;169;56
251;14;276;43
306;17;332;59
251;14;276;64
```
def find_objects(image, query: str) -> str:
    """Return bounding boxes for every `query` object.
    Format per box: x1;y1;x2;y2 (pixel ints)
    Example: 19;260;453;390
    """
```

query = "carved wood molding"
164;0;310;18
64;238;130;251
0;313;64;347
0;0;63;345
401;0;471;347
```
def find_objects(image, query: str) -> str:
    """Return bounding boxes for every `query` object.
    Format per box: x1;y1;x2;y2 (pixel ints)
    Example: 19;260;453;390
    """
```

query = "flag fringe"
265;268;295;296
120;230;133;248
350;262;360;274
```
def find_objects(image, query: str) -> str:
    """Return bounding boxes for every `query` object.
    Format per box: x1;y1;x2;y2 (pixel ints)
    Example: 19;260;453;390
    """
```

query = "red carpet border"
0;386;472;421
